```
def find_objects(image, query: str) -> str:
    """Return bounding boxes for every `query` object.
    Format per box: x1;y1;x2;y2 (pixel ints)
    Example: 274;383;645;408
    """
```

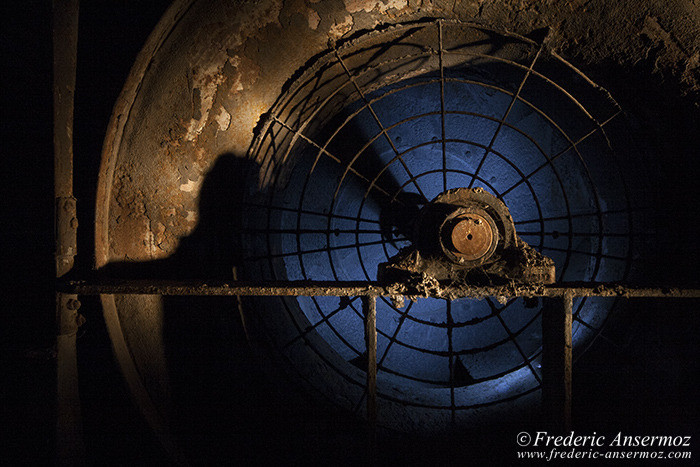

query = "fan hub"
445;212;496;262
380;187;556;285
414;187;516;266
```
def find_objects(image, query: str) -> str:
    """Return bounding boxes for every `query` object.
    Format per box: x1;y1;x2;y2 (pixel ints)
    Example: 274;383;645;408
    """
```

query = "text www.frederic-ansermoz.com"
516;431;692;462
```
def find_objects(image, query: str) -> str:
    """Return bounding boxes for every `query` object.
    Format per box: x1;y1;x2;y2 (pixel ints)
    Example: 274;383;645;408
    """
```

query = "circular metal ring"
440;207;499;265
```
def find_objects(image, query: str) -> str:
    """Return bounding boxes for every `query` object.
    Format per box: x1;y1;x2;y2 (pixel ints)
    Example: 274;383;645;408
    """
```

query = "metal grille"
240;20;636;428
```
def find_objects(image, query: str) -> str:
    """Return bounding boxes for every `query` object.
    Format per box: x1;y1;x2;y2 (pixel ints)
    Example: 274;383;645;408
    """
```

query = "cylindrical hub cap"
450;214;494;261
440;206;499;266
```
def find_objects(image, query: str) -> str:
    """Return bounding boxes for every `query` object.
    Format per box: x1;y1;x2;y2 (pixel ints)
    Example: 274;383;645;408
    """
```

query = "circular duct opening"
241;20;634;431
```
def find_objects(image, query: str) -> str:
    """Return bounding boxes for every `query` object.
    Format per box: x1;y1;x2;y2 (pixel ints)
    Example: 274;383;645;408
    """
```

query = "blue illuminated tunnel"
242;21;634;431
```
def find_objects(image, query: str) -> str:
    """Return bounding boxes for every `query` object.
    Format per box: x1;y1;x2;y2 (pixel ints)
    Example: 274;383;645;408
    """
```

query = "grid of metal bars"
234;19;638;425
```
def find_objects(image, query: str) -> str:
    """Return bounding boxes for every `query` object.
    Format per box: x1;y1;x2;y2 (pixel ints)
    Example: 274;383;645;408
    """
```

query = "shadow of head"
100;153;260;279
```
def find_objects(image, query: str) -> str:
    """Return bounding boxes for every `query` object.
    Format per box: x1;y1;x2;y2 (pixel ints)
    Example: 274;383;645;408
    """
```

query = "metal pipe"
362;295;378;460
53;0;84;464
60;279;700;299
53;0;79;278
541;293;573;432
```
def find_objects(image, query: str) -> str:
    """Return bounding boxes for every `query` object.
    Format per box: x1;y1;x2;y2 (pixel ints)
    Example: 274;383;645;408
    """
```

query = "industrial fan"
52;2;699;464
223;19;637;432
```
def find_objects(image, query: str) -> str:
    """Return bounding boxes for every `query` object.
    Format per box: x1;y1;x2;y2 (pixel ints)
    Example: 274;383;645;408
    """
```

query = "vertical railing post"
53;0;84;464
362;294;378;458
541;292;573;432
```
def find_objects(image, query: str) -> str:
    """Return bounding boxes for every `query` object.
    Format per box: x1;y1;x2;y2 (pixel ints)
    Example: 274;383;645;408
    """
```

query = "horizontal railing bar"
59;279;700;299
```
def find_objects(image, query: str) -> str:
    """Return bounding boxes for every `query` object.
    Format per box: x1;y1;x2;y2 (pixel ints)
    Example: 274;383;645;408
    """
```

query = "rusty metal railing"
58;278;700;437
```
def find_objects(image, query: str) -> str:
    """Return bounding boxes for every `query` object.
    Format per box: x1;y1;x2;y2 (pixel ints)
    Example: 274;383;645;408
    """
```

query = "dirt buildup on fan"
378;237;555;300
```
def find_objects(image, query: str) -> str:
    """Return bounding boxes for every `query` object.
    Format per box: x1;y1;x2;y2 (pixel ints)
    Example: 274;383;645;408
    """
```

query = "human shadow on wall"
98;154;255;461
97;153;369;464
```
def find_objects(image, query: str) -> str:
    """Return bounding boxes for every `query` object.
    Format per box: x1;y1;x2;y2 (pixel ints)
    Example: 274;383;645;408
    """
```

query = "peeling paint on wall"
344;0;409;14
185;64;227;141
179;178;201;193
329;14;354;40
214;106;232;131
307;8;321;30
642;15;700;91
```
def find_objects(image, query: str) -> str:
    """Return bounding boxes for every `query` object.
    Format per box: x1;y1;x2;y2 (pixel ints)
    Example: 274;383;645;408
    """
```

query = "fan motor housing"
380;188;555;285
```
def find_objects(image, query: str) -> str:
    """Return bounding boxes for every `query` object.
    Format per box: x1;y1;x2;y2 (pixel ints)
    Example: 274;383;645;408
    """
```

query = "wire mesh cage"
241;20;639;431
